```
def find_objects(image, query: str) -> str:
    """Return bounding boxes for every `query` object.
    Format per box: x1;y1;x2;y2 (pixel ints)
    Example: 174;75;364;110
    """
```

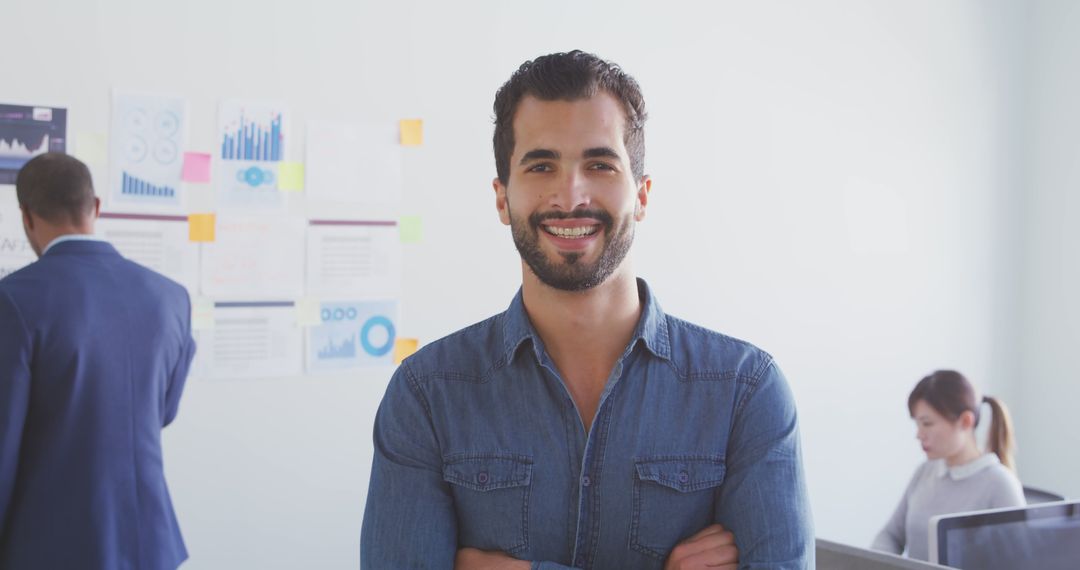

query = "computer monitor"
929;500;1080;569
815;539;950;569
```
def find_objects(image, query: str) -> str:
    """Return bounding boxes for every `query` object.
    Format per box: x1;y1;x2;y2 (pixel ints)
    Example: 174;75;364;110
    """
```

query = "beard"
509;205;635;292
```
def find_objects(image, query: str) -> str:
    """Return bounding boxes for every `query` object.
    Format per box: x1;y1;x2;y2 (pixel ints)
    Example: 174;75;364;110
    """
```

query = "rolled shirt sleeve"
714;360;815;568
361;363;459;567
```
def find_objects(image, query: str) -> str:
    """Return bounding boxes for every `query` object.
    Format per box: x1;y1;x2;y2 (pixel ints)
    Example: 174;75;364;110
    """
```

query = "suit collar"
43;238;118;257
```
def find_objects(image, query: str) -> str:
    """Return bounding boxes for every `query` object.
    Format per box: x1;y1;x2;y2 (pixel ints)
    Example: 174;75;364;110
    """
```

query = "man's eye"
588;162;615;171
527;164;552;173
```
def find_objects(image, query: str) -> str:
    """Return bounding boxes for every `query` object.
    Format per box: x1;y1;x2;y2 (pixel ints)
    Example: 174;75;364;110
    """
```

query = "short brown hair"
492;50;647;186
15;153;96;225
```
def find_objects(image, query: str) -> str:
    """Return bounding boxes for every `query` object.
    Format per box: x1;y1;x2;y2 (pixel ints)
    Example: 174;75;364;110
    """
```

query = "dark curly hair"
492;50;648;186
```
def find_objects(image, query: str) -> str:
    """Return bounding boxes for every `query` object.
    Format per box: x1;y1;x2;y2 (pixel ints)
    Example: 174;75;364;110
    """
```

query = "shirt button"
679;471;689;484
582;475;591;487
477;472;489;485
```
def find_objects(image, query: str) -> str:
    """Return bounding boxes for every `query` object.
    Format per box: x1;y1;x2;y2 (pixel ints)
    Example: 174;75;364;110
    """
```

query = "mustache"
529;208;614;227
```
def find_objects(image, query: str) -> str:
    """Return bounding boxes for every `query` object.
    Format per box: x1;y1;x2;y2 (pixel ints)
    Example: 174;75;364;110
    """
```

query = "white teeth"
544;225;598;238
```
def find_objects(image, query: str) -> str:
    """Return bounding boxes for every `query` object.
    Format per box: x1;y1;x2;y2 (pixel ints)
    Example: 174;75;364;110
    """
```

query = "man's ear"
20;206;34;232
93;197;101;218
634;175;652;222
494;177;510;226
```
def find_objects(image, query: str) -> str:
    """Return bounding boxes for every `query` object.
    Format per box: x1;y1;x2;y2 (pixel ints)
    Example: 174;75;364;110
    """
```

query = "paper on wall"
96;213;200;293
200;215;305;299
199;301;302;379
305;222;401;298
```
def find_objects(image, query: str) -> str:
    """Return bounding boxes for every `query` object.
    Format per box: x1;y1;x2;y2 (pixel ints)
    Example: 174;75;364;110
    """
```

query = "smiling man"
360;51;813;569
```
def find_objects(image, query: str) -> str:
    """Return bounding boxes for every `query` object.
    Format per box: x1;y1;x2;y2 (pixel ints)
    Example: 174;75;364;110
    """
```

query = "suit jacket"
0;239;195;570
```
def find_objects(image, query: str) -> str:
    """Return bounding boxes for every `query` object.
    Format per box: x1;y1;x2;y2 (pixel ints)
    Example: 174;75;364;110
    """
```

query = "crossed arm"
454;525;739;570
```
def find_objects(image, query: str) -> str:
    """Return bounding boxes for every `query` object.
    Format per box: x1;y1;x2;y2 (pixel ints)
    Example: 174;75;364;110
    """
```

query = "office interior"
3;0;1078;568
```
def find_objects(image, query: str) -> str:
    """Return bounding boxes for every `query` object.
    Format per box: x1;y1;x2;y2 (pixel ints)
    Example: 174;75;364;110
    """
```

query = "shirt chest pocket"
442;453;533;555
630;455;726;561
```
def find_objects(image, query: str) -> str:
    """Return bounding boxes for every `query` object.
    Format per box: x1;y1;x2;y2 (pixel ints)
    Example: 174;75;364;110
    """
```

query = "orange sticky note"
393;338;419;365
399;119;423;146
188;213;216;242
181;152;212;183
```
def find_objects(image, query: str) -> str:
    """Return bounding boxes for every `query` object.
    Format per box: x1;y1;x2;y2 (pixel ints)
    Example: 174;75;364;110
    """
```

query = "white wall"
1016;0;1080;501
2;1;1044;567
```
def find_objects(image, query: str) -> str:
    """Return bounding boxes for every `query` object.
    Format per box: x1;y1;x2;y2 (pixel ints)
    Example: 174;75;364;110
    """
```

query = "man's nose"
547;169;591;212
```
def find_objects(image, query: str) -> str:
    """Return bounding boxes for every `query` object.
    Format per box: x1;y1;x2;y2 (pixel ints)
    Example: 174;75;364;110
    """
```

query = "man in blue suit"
0;153;195;569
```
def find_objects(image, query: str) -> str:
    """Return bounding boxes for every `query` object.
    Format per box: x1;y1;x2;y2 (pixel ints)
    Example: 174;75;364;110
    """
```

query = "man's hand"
455;547;531;570
664;524;739;570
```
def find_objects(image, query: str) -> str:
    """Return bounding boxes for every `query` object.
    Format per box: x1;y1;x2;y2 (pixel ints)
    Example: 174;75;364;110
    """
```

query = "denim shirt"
361;279;813;569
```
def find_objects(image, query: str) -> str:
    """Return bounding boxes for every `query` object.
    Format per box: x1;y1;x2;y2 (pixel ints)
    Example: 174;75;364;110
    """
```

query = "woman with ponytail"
871;370;1025;561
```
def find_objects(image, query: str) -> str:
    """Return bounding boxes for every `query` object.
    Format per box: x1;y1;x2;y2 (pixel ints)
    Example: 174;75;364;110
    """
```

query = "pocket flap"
634;455;726;492
443;453;533;492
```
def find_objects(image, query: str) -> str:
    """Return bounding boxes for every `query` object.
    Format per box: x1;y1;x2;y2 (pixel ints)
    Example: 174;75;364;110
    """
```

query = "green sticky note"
279;162;305;191
74;131;108;166
191;297;216;331
399;215;422;243
295;297;322;327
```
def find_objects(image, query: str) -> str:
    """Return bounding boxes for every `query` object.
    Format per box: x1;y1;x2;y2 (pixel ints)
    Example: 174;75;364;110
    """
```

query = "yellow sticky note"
191;297;216;331
188;213;216;242
399;216;422;243
279;162;305;191
399;119;423;146
295;297;323;327
393;338;419;365
74;132;108;166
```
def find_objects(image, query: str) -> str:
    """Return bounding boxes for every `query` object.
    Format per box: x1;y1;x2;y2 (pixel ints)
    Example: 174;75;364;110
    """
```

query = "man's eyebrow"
519;149;559;164
583;147;620;160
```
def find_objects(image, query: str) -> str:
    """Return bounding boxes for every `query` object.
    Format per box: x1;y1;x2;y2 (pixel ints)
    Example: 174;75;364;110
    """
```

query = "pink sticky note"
181;152;212;183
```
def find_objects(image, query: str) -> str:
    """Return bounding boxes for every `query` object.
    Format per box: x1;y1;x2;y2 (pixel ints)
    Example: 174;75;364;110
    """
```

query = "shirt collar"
42;233;106;255
500;277;672;366
934;453;1001;480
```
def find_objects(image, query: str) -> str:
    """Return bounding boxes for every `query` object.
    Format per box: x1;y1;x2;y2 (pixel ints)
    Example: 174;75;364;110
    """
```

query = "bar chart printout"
0;103;67;185
108;92;187;210
219;100;286;162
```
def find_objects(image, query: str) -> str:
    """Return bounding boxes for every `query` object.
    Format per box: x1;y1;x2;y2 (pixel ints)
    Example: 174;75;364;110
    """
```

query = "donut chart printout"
306;300;399;372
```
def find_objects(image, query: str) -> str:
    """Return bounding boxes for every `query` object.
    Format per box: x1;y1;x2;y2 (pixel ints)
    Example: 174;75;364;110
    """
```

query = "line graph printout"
0;103;67;185
108;93;187;211
307;300;398;372
95;212;199;293
200;301;302;380
306;221;401;298
0;192;36;278
200;215;305;299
